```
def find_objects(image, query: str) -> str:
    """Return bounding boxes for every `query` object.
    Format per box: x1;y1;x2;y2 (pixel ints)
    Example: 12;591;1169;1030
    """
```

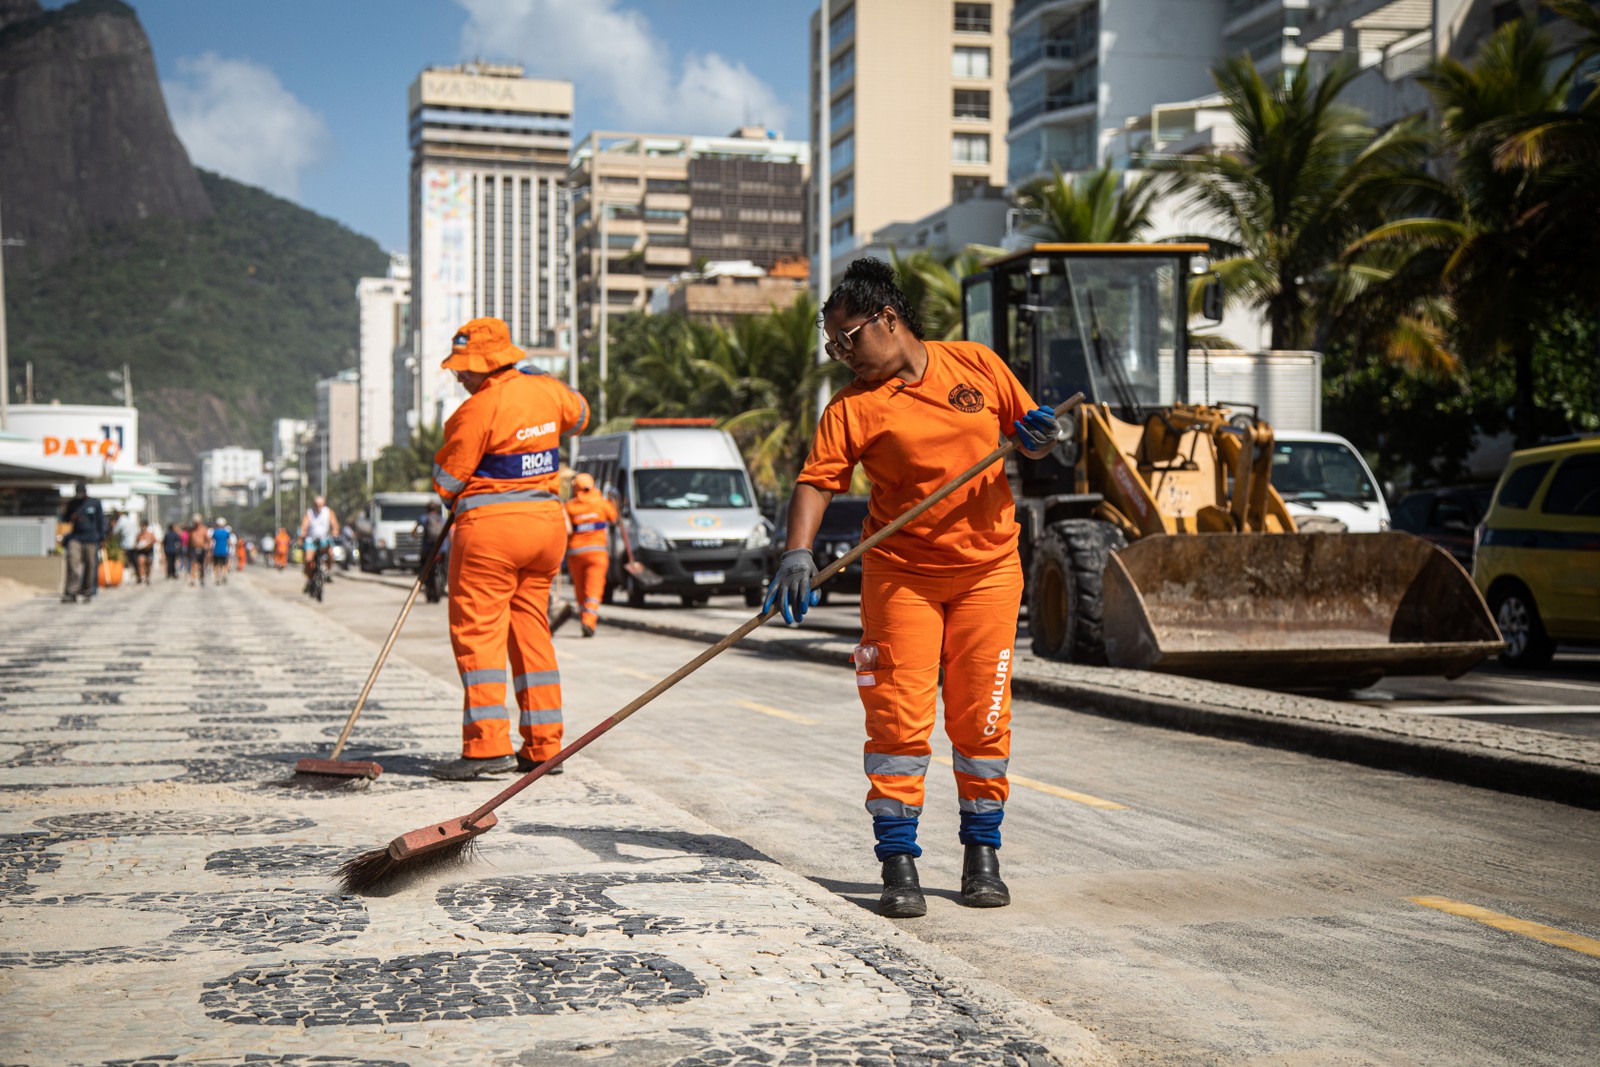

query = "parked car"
1391;485;1493;569
1472;436;1600;667
772;495;871;605
1270;431;1392;533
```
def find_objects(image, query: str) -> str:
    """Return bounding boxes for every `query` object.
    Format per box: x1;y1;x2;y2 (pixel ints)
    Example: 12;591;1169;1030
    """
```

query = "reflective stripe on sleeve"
463;704;506;724
866;798;924;818
958;797;1006;814
519;707;563;726
432;463;467;494
864;753;930;778
513;670;561;693
460;668;505;688
952;753;1009;779
455;489;560;513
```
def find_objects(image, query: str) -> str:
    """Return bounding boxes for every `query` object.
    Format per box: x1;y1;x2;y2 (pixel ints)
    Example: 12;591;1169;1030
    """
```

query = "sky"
95;0;815;252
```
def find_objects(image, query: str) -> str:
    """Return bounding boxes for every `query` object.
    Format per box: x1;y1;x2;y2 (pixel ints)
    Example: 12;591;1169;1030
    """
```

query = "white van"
573;421;772;606
1270;431;1392;533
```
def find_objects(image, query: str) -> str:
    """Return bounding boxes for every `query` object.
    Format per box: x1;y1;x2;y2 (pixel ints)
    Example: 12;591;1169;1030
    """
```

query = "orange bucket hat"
441;317;525;373
572;472;596;491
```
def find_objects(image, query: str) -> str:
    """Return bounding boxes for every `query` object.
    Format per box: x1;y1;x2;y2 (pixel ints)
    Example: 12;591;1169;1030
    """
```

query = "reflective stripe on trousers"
449;507;567;760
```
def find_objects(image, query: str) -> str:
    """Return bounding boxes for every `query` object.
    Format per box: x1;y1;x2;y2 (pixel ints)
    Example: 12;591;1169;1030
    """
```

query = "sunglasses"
823;310;884;360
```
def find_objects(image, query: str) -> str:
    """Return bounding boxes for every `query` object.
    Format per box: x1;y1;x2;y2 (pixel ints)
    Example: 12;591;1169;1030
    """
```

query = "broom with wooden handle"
293;510;454;782
337;396;1080;893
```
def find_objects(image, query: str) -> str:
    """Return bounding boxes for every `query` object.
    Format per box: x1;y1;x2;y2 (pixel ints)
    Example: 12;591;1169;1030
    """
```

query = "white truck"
355;491;436;573
572;420;772;607
1188;350;1391;533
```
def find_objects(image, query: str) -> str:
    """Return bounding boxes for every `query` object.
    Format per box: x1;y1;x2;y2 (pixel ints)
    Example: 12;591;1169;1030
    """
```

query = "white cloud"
162;53;330;200
456;0;787;134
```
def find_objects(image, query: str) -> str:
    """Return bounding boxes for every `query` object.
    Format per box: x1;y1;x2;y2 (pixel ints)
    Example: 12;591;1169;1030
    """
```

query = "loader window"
1034;256;1179;414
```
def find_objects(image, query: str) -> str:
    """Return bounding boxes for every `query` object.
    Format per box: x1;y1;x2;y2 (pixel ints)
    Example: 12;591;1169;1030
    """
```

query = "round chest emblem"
948;384;985;413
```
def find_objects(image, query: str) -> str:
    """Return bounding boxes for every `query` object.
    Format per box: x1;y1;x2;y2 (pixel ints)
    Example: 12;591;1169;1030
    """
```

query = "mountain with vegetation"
0;0;387;462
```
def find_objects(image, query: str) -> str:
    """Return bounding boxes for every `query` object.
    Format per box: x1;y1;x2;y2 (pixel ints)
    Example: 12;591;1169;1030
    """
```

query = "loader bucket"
1100;533;1503;690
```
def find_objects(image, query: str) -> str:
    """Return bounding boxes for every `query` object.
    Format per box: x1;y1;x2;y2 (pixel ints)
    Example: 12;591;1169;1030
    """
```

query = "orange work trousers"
856;552;1023;821
448;505;567;761
566;548;609;631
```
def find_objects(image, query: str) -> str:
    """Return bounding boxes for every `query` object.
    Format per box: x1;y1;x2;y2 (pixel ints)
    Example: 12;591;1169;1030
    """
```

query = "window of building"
830;47;855;93
952;46;991;79
830;89;855;134
952;175;990;202
831;217;853;244
954;3;992;33
830;175;853;208
829;4;855;53
954;89;991;121
952;132;990;164
831;133;854;173
646;178;689;194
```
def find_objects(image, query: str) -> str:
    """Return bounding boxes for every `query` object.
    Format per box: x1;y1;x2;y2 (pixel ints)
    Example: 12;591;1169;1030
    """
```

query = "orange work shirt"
432;370;589;524
798;340;1035;573
564;489;618;554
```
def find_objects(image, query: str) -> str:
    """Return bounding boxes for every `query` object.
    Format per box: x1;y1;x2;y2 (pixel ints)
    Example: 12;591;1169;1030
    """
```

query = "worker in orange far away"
763;257;1063;920
430;317;589;781
563;472;618;638
273;528;290;570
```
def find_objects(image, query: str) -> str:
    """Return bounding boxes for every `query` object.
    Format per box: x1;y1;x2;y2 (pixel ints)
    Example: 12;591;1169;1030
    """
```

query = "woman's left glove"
763;548;820;625
1014;405;1062;452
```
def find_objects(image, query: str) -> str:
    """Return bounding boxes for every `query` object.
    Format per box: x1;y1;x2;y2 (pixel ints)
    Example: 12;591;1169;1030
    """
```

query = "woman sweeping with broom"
763;257;1063;919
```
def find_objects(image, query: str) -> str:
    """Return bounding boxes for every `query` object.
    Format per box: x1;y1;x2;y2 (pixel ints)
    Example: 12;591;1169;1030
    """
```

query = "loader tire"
1028;519;1125;665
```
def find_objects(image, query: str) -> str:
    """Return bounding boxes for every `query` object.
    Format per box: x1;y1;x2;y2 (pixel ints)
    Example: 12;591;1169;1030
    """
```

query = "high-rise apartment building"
406;63;574;430
356;252;410;462
809;0;1013;274
311;370;359;494
569;128;807;357
1006;0;1228;186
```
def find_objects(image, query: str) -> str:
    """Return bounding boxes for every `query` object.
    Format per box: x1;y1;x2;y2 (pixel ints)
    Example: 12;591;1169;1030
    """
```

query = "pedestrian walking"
563;472;618;637
162;523;184;580
273;527;290;571
133;520;158;584
210;519;233;585
187;515;210;586
763;257;1064;918
428;316;589;780
112;510;139;578
58;481;105;603
414;500;449;603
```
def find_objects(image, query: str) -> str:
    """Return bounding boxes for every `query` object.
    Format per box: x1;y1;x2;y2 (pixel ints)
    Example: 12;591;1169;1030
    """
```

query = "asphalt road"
275;569;1600;1067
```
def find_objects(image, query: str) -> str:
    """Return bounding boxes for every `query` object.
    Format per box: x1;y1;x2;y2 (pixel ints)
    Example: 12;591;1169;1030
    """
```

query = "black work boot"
960;844;1011;908
879;854;927;918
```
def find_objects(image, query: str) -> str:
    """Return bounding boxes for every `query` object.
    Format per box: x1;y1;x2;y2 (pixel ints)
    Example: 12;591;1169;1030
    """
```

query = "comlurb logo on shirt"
948;383;985;413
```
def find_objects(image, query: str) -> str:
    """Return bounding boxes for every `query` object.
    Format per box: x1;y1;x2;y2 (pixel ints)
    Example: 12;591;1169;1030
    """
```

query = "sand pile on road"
0;779;262;808
0;576;42;608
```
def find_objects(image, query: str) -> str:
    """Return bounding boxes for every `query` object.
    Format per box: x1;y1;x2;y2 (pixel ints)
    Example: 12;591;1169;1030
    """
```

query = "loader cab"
962;244;1210;500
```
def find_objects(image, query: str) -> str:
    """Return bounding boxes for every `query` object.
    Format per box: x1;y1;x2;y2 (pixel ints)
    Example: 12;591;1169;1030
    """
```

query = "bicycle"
303;538;332;602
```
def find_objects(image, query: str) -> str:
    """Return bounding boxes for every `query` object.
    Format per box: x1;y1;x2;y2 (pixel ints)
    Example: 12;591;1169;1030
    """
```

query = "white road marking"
1485;677;1600;694
1396;705;1600;716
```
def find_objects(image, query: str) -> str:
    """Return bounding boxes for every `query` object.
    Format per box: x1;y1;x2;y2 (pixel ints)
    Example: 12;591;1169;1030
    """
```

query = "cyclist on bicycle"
299;495;341;593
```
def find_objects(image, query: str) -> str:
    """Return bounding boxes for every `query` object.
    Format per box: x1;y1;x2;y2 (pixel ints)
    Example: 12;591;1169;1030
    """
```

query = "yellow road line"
614;667;659;683
735;700;820;726
930;755;1126;810
1408;896;1600;959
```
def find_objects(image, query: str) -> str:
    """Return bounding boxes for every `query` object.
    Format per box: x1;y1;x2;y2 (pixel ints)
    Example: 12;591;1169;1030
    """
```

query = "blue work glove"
1014;405;1062;452
763;548;820;625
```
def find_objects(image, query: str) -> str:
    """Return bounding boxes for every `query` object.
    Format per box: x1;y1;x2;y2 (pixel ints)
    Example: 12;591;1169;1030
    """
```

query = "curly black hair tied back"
822;257;925;341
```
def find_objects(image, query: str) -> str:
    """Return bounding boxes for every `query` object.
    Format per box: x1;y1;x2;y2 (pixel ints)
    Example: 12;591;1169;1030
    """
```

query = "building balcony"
1009;37;1089;79
1009;93;1097;132
1012;0;1092;31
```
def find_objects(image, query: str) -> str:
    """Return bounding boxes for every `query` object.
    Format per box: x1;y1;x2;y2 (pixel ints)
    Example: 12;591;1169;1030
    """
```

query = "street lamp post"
815;0;833;423
597;201;609;425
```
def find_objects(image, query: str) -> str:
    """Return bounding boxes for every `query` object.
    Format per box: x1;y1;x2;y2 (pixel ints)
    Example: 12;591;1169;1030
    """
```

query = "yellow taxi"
1473;436;1600;666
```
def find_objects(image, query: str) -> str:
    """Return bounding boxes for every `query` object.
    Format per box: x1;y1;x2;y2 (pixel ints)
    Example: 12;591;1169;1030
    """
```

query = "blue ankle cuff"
958;809;1003;848
872;815;921;861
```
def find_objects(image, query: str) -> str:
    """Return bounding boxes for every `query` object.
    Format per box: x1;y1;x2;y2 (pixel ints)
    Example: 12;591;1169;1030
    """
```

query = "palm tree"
1012;164;1158;244
890;247;997;342
1150;56;1430;350
720;293;850;492
1356;17;1584;445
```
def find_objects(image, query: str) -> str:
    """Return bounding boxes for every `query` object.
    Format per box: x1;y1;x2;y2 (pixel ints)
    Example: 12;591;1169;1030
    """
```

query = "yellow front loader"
961;245;1500;689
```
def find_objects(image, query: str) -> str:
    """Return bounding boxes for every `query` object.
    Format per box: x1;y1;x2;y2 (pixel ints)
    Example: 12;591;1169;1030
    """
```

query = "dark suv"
773;495;871;605
1390;485;1493;569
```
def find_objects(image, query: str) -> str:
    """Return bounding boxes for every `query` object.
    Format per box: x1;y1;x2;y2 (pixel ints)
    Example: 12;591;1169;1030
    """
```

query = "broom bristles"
335;838;479;896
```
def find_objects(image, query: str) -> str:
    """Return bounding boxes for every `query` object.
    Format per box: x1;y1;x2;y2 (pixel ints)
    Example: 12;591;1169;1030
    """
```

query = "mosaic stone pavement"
0;575;1096;1066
